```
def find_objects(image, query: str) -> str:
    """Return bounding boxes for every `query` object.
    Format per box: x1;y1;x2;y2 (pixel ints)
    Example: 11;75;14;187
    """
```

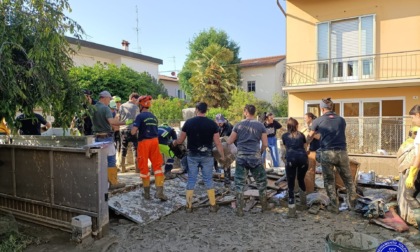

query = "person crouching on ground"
281;117;308;218
226;104;268;217
158;124;179;180
131;95;167;201
172;102;225;213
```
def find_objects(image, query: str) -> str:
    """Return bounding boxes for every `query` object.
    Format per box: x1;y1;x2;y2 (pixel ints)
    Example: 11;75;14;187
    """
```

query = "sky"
66;1;286;76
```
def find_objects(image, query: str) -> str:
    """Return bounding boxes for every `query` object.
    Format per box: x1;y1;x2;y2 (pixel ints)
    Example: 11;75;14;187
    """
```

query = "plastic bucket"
325;231;379;252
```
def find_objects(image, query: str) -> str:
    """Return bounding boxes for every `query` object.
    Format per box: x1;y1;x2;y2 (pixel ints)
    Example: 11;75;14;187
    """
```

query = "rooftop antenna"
135;5;141;53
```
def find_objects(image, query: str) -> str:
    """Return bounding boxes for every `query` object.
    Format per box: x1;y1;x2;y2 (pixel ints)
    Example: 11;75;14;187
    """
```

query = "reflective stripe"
140;173;150;178
154;170;163;175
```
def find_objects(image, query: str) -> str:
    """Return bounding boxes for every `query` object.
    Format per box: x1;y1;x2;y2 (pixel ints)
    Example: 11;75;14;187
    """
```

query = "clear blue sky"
66;1;286;75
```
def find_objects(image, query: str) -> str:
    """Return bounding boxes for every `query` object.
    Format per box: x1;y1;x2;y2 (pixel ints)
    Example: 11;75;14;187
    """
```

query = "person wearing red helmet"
131;95;167;201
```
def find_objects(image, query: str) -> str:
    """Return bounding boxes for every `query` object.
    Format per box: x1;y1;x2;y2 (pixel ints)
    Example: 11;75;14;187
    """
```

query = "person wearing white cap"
92;90;132;190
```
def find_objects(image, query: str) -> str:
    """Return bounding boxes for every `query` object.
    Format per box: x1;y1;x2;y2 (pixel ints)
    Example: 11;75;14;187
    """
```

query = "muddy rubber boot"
143;187;151;200
155;186;168;201
224;168;231;187
260;194;269;212
120;157;126;173
236;193;245;217
327;200;340;214
186;190;194;213
298;189;308;210
287;204;297;218
108;167;126;190
207;189;219;213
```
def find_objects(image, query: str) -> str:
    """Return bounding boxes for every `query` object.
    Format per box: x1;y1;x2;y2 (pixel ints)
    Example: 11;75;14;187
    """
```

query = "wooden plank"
244;197;257;212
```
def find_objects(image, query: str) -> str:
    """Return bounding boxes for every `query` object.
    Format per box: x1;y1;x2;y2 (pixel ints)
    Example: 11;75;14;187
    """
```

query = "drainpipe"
277;0;286;17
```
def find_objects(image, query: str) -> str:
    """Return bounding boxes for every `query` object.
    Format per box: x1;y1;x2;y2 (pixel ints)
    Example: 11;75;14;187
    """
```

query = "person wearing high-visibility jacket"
404;104;420;245
131;95;167;201
158;124;179;179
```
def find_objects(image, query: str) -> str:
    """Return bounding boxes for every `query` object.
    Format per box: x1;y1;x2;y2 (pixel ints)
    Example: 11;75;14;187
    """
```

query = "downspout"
277;0;286;17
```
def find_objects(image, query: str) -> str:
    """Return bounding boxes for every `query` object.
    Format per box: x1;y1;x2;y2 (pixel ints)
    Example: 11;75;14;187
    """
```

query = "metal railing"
276;116;413;155
286;50;420;86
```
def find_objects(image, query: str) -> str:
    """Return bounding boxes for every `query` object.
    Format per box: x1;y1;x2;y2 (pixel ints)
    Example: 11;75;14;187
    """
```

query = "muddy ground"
17;192;420;252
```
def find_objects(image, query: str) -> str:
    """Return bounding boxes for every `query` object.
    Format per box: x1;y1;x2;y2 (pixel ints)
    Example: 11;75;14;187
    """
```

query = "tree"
150;95;187;126
69;63;168;101
188;43;237;108
179;27;241;99
0;0;84;129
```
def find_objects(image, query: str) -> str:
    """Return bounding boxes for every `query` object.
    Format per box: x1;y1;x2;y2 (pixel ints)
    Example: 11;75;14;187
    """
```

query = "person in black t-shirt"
281;117;308;218
262;112;282;168
172;102;225;213
16;112;51;135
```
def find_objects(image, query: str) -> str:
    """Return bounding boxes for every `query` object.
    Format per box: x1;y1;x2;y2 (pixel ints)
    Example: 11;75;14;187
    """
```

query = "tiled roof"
240;55;286;68
158;75;178;82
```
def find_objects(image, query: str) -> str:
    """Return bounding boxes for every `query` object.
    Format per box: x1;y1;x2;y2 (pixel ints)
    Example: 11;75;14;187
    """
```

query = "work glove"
125;119;134;125
405;166;419;189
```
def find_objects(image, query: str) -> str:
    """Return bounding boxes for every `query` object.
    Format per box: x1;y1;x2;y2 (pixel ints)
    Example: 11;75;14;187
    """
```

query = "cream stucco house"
158;75;186;99
67;37;162;80
240;55;286;102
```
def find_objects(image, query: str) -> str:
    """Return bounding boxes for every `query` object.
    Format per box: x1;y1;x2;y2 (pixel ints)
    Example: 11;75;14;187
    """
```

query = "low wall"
349;154;398;177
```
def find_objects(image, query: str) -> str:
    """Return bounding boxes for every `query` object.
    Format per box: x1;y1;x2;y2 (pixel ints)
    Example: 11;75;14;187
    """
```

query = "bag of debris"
212;136;237;168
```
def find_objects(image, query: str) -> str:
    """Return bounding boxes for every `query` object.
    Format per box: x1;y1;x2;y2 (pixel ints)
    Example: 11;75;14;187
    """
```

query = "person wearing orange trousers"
131;95;167;201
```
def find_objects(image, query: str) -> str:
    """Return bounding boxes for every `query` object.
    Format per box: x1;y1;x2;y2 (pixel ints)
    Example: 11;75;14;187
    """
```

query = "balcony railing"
276;116;413;155
285;50;420;86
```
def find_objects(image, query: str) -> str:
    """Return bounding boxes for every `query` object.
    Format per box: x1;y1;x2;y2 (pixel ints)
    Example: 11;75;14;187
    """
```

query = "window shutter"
331;18;358;58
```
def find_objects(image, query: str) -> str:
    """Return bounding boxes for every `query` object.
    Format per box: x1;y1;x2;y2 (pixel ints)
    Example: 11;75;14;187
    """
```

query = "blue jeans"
262;137;279;167
96;136;116;168
186;155;214;190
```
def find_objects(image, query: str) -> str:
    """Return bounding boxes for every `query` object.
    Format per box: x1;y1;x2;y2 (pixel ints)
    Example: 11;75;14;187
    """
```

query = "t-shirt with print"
133;111;159;141
264;120;282;138
310;111;346;150
233;119;267;154
16;113;47;135
182;116;218;155
92;102;113;134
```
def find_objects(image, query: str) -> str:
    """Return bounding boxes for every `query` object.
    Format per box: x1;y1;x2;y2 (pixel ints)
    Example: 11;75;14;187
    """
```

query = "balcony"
285;50;420;90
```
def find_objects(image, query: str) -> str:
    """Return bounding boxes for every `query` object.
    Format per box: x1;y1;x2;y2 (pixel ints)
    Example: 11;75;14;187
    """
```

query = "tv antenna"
135;5;141;53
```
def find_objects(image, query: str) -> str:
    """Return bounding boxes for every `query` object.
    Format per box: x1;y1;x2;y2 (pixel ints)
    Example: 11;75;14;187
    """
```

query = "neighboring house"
240;55;286;102
284;0;420;155
158;74;186;99
67;37;162;79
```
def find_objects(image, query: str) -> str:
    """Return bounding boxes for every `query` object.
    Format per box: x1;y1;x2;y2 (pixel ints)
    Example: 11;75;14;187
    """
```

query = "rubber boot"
236;193;245;217
408;209;420;245
186;190;194;213
224;168;231;187
327;199;340;214
142;179;151;200
287;204;297;218
298;189;308;210
154;176;168;201
260;193;269;212
207;189;219;213
134;155;140;173
108;167;126;190
120;157;126;173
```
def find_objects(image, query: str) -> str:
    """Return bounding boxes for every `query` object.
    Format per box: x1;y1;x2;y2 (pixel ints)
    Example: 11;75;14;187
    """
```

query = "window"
317;15;375;82
247;81;255;92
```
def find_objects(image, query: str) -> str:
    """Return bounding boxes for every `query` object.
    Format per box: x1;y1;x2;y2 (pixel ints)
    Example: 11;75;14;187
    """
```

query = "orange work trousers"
137;138;163;180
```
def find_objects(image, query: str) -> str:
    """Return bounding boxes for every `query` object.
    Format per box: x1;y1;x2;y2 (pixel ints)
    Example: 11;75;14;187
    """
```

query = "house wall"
288;86;420;117
286;0;420;63
119;58;159;79
160;80;179;98
240;61;285;102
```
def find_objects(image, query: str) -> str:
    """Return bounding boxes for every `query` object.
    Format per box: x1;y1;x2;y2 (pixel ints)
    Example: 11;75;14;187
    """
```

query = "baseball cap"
82;89;92;95
99;91;112;99
215;114;227;123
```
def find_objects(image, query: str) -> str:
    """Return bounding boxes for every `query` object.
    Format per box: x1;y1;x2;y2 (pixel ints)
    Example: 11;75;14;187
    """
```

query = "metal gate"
0;135;109;237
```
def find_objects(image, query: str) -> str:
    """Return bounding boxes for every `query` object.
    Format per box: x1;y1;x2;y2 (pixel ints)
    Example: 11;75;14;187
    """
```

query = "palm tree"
188;43;238;108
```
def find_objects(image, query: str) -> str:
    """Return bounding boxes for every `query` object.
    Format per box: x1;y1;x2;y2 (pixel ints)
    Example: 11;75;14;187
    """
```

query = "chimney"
121;40;130;51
